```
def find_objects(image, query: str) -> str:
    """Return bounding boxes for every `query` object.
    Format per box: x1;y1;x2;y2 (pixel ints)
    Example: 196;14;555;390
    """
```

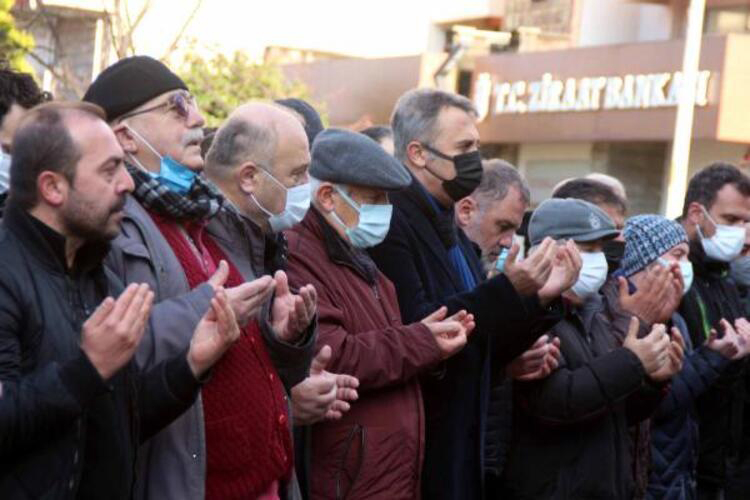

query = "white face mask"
0;151;10;194
571;251;608;300
697;206;746;262
658;257;694;295
250;168;311;233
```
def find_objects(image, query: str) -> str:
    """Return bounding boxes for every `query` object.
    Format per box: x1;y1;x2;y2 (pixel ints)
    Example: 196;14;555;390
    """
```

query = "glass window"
705;6;750;34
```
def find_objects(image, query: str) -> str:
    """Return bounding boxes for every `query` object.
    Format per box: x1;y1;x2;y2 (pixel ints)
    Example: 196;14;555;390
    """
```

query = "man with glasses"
84;56;318;500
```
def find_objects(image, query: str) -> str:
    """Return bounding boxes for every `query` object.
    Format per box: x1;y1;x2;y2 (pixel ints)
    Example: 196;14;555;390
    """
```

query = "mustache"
181;128;205;147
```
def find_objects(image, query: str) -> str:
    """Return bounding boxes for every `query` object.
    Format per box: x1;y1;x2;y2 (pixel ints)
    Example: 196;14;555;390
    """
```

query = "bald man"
204;103;359;498
205;102;312;236
586;172;627;201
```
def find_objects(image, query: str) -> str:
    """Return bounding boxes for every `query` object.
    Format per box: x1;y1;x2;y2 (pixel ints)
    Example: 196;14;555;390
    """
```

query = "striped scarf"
126;163;223;221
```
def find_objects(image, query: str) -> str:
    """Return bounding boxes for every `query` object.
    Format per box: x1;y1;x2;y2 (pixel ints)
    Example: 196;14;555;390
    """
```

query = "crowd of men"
1;54;750;500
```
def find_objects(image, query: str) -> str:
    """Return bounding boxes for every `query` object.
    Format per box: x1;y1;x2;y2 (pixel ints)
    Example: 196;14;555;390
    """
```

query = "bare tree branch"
160;0;202;61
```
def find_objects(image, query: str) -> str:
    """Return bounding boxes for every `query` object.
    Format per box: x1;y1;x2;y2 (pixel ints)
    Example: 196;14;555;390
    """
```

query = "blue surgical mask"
0;151;10;194
495;247;509;273
127;125;197;195
657;257;694;295
330;185;392;248
250;168;311;233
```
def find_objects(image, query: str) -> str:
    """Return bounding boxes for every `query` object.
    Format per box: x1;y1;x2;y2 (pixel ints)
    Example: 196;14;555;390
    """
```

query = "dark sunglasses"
119;92;197;121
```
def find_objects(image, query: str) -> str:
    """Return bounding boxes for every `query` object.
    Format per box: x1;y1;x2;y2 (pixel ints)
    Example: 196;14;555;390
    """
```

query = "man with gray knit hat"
620;214;744;499
85;56;318;500
285;128;475;499
504;198;680;500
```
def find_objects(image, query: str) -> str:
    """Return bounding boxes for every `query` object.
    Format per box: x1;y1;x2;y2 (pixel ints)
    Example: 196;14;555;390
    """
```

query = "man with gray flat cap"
503;198;683;500
285;128;476;499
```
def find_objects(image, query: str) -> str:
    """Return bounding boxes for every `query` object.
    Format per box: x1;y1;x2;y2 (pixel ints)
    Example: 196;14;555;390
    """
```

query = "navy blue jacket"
647;313;730;500
369;178;562;500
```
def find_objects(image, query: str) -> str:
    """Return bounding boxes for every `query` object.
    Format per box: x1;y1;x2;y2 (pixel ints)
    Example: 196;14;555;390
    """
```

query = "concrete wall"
517;142;594;205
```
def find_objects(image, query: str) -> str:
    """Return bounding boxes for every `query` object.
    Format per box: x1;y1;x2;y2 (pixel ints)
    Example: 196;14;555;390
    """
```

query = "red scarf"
149;212;292;499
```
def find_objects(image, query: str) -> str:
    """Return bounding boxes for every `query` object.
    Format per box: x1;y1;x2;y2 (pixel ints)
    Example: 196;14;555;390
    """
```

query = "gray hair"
391;88;477;162
204;116;278;176
473;159;530;209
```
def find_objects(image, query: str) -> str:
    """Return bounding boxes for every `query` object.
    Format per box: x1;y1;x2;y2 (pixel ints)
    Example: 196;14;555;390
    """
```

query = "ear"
237;162;261;195
315;182;336;213
112;123;138;155
406;140;427;168
37;171;68;207
455;196;477;228
685;201;706;227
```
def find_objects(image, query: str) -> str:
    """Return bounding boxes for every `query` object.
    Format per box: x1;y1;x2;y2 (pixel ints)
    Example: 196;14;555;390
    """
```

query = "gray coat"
106;196;314;500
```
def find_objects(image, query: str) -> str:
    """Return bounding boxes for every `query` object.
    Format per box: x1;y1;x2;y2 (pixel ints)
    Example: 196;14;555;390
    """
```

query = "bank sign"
472;70;712;121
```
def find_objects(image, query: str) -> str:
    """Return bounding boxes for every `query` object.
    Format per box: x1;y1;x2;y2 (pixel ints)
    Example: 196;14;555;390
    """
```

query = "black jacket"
0;202;201;499
647;313;730;500
678;240;747;489
504;297;655;500
369;178;562;500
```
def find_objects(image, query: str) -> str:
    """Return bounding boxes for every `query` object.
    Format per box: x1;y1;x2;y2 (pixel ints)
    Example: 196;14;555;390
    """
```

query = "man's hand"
291;345;360;425
504;237;556;297
537;240;582;304
187;288;242;378
421;306;475;360
617;264;672;325
208;260;276;327
271;271;317;343
648;327;685;382
706;319;744;360
623;317;671;375
507;334;562;381
81;283;154;380
733;317;750;358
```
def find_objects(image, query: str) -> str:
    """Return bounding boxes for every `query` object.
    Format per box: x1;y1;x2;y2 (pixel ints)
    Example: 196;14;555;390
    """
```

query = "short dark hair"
473;158;530;207
9;101;105;210
360;125;392;144
0;62;51;122
683;162;750;216
553;178;627;214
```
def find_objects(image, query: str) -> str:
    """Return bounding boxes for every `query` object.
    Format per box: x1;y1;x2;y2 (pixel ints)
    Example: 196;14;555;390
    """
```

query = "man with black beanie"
84;55;318;500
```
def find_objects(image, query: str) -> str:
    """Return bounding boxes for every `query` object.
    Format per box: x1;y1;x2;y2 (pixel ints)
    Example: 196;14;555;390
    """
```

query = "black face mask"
603;239;626;274
422;144;483;201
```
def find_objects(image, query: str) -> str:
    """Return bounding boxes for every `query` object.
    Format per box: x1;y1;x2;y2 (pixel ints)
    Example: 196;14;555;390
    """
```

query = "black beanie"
275;98;324;149
83;55;188;122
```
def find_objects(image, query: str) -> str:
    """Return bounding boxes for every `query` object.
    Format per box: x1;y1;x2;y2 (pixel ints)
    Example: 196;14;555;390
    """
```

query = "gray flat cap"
310;128;411;190
529;198;619;246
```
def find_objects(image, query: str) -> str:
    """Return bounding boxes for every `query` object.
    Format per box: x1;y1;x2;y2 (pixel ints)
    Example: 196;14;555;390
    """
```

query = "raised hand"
648;327;686;382
271;270;317;343
706;319;743;360
209;260;276;327
504;237;556;297
733;317;750;358
291;345;360;425
187;288;242;378
81;283;154;380
421;306;474;360
622;317;671;375
617;264;672;325
538;240;583;303
507;334;562;381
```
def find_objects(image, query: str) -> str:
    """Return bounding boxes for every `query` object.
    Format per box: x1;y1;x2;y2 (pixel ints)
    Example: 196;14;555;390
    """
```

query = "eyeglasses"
119;92;198;122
